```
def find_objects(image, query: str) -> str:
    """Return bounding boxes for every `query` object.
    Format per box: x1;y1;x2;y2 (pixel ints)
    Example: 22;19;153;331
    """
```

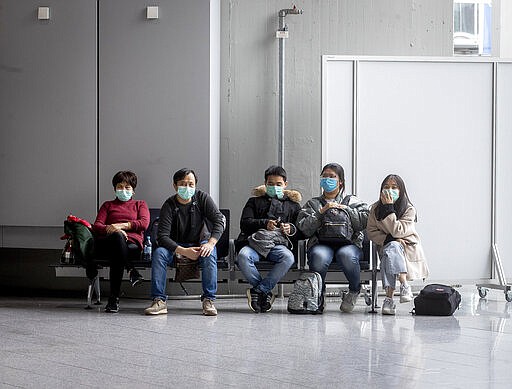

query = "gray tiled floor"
1;286;512;388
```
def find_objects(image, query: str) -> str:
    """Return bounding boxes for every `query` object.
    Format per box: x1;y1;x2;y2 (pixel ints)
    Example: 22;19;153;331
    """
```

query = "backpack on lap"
317;195;353;244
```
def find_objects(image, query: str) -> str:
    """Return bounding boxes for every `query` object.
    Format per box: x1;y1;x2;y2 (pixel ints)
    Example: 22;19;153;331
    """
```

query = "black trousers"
95;232;141;298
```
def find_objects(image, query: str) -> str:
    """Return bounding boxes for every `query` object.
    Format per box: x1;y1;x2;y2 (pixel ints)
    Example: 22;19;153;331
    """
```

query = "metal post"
491;62;497;270
476;61;511;301
352;60;359;195
278;19;286;167
277;6;303;167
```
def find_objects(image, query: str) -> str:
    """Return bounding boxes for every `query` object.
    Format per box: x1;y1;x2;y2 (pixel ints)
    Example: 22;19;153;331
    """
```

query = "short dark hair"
112;171;137;189
264;165;287;182
172;168;198;185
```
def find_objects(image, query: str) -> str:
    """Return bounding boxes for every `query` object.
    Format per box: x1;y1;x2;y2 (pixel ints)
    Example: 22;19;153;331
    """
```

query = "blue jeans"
308;243;362;293
380;241;407;290
237;245;294;294
150;243;217;301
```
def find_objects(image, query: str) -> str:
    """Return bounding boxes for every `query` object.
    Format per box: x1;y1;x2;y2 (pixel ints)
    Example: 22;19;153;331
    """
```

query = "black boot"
260;291;276;313
105;296;119;313
129;268;144;287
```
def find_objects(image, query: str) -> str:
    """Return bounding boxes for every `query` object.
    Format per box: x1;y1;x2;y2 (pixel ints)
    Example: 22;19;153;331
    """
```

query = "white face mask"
266;185;284;199
115;189;133;202
177;186;195;201
383;188;399;203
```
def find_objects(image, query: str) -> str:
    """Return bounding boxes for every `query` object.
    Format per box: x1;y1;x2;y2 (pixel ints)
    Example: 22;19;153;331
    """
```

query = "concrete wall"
219;0;453;235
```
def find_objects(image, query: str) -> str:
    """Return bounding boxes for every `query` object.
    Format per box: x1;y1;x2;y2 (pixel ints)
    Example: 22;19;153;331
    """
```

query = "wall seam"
96;0;100;211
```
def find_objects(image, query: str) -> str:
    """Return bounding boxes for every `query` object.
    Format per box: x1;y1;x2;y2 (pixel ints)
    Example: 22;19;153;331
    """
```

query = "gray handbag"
247;229;291;258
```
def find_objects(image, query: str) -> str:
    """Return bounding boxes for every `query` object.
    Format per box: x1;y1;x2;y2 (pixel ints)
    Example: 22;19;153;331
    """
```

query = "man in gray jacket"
144;168;225;316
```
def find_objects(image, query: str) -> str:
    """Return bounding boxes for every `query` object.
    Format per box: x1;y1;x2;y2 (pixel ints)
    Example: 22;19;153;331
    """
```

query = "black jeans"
95;232;141;298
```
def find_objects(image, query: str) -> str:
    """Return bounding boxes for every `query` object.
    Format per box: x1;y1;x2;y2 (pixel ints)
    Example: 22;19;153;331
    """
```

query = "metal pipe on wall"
277;6;303;167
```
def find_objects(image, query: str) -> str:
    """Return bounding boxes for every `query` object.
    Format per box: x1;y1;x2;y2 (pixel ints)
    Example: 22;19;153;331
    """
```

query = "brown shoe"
202;299;217;316
144;298;168;315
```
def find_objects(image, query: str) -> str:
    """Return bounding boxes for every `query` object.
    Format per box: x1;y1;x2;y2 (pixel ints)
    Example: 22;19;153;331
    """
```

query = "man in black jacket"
236;165;302;313
144;168;225;316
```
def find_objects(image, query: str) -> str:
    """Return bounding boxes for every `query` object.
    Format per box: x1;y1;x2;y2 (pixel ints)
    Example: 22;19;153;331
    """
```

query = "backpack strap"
341;195;353;206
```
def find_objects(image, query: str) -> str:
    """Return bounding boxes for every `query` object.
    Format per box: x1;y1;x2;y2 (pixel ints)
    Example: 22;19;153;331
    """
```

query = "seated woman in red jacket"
93;171;150;313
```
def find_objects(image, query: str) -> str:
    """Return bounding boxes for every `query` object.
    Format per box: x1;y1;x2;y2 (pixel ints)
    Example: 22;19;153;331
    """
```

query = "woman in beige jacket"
367;174;429;315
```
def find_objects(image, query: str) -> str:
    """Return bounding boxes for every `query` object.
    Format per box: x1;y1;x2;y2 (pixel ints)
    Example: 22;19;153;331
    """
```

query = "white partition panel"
323;57;494;281
496;63;512;279
321;59;354;194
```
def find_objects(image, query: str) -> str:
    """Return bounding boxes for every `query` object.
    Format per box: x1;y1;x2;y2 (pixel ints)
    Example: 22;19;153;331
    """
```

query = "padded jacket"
235;185;302;251
297;192;369;250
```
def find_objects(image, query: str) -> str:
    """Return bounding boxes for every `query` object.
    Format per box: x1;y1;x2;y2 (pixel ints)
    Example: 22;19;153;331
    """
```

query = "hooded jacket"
235;185;302;251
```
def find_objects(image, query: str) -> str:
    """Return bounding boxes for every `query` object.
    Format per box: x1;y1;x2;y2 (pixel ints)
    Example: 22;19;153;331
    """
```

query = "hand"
266;219;278;230
105;222;130;234
199;241;215;257
380;190;393;205
113;222;130;230
396;238;407;249
320;202;345;214
280;223;291;235
178;246;201;260
105;224;121;234
105;225;128;240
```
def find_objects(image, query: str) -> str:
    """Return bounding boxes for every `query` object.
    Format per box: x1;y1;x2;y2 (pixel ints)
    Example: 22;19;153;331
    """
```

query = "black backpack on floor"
413;284;461;316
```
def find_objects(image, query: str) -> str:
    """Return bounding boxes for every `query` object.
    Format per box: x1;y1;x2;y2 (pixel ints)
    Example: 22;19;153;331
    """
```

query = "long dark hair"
375;174;414;221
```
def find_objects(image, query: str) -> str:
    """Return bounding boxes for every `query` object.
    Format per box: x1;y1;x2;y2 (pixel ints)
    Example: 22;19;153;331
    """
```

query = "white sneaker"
382;297;396;315
144;298;168;315
400;284;414;303
340;291;359;313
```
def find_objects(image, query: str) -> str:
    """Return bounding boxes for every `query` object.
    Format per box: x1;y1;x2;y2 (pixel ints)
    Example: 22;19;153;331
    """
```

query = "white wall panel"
496;62;512;278
321;58;354;194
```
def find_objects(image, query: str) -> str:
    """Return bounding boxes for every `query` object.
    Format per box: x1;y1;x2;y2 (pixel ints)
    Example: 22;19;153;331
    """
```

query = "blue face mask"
115;189;133;202
266;185;284;199
320;177;338;193
177;186;195;201
383;188;400;203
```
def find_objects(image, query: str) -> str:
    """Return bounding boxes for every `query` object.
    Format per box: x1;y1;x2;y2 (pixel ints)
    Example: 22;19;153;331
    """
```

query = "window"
453;1;492;55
